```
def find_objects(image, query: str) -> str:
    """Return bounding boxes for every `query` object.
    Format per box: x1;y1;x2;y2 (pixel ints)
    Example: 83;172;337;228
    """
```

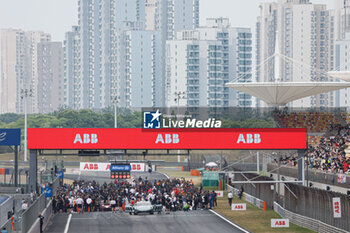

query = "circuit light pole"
21;88;33;162
112;96;120;128
174;91;186;163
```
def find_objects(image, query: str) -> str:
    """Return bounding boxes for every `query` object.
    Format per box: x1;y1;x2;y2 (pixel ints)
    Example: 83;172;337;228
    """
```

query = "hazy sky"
0;0;333;42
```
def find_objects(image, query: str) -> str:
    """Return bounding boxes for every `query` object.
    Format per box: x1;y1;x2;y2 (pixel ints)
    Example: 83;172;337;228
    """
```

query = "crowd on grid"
281;124;350;174
52;177;218;214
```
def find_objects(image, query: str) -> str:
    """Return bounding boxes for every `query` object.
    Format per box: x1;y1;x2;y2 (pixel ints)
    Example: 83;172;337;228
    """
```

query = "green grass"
214;193;315;233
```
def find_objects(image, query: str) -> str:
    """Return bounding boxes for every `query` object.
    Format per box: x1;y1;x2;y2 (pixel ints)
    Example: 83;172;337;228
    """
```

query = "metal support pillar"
29;149;38;194
257;151;260;174
14;146;18;186
297;150;305;186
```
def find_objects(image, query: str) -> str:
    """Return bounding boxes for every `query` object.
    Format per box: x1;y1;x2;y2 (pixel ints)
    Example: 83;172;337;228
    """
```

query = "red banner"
28;128;307;150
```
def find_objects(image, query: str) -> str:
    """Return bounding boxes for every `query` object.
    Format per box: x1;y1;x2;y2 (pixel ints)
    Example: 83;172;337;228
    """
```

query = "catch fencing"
21;176;60;233
227;184;264;209
268;164;350;189
0;196;12;228
21;193;47;233
274;202;349;233
52;176;60;194
231;171;350;232
284;183;350;232
230;172;275;208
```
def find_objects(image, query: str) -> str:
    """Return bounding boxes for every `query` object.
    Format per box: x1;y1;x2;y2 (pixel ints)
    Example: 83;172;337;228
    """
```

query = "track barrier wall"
268;164;350;189
274;202;349;233
230;173;275;208
230;171;350;232
20;177;59;233
21;193;46;233
0;195;12;227
284;183;350;232
227;184;265;209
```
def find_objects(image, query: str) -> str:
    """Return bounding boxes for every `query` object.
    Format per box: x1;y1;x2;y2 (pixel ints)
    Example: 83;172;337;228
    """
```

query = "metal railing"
0;195;12;227
274;202;349;233
227;184;264;209
21;193;46;233
52;176;60;194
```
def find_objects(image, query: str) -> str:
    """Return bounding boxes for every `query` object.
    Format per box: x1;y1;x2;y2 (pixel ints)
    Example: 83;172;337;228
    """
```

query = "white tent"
226;31;350;107
205;162;218;167
226;82;350;107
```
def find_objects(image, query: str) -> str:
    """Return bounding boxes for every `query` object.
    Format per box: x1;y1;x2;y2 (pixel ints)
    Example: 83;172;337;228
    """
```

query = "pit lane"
44;210;247;233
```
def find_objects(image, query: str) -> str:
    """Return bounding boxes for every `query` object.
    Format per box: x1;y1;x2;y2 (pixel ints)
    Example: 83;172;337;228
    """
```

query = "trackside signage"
332;197;342;218
271;219;289;228
28;128;307;150
0;129;21;146
231;203;246;211
80;162;145;172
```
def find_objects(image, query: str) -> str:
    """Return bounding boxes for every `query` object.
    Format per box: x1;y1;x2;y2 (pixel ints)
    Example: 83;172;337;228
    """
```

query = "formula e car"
125;201;162;215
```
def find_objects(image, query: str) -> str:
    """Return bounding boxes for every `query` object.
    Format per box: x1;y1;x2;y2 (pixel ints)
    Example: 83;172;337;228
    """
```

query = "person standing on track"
228;191;233;207
110;198;117;213
86;196;92;213
38;212;44;233
76;196;84;213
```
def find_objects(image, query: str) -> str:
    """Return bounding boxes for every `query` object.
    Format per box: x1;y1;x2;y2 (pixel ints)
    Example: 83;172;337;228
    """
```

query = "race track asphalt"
45;210;247;233
47;172;247;232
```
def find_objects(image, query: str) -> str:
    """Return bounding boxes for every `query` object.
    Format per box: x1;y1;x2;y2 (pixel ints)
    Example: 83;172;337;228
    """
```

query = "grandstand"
275;112;341;133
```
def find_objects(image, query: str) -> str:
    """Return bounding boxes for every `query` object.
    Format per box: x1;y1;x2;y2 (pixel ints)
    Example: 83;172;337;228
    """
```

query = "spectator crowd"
305;124;350;174
281;124;350;174
52;177;218;214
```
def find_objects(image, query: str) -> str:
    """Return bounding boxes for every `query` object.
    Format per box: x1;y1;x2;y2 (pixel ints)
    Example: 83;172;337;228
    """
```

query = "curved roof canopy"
328;71;350;82
226;82;350;107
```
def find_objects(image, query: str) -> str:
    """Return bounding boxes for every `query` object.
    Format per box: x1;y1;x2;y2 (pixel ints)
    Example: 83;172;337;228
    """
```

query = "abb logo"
80;163;110;171
155;134;179;144
275;221;286;226
237;134;261;144
334;201;340;214
74;134;98;144
132;164;141;171
83;163;99;170
271;219;289;228
231;203;246;211
333;197;341;218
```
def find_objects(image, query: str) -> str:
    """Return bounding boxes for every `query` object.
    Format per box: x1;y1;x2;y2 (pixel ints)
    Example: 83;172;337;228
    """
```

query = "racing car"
125;201;162;215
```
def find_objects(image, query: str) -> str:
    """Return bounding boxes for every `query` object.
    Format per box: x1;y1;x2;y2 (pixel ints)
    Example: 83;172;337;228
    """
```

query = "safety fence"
227;184;264;209
0;195;12;228
274;202;349;233
27;200;52;233
0;194;31;232
268;164;350;189
284;183;350;232
52;176;60;194
21;193;46;233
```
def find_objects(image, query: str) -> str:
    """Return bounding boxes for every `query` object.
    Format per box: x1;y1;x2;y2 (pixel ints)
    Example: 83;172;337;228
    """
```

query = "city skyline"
0;0;333;42
1;0;348;113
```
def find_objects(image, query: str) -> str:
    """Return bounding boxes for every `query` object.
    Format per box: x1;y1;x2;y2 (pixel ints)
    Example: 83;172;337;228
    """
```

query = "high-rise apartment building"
0;29;51;114
334;0;350;40
333;0;350;107
256;0;334;107
335;33;350;107
166;18;252;108
64;26;80;109
37;42;64;113
64;0;199;109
